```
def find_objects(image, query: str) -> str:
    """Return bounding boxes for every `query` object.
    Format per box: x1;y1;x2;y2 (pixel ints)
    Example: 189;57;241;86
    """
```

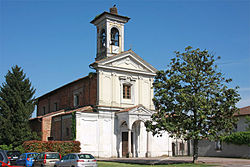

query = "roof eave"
90;12;130;25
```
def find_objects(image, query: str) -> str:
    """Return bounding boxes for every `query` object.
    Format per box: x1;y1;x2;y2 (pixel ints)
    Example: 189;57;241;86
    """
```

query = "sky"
1;0;250;117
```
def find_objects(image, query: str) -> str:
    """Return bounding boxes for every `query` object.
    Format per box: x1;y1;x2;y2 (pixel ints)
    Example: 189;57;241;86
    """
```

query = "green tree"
145;46;240;163
0;65;38;147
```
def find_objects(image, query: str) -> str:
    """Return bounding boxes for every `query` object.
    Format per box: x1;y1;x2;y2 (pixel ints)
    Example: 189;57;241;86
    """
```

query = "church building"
30;6;189;158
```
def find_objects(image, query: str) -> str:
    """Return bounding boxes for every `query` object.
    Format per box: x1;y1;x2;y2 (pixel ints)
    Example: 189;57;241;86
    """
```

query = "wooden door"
122;132;128;157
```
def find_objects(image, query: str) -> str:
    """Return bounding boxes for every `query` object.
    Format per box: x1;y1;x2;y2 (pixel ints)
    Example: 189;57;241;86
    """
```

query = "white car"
54;153;97;167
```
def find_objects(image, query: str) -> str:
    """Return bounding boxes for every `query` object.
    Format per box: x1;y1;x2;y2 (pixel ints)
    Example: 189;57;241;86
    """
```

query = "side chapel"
30;6;190;158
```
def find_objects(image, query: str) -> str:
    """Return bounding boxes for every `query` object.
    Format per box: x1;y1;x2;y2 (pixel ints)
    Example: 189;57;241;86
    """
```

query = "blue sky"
1;0;250;116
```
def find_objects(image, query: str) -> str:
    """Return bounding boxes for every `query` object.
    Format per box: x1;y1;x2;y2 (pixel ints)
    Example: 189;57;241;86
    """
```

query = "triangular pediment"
128;105;153;116
116;105;154;116
107;56;148;71
93;50;157;74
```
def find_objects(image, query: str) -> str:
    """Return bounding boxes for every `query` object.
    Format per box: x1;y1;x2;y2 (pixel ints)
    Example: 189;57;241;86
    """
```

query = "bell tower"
90;6;130;61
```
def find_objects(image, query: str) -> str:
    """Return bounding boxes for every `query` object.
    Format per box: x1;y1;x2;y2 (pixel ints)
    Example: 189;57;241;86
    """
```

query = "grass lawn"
97;161;214;167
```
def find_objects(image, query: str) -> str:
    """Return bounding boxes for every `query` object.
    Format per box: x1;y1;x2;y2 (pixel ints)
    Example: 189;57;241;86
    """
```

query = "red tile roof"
234;106;250;116
29;106;94;120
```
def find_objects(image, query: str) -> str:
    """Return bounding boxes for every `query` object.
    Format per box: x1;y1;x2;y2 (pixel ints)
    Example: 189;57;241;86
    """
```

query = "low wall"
198;139;250;158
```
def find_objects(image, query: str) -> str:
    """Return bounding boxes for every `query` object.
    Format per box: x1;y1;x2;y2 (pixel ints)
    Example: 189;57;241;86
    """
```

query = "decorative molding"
119;75;137;82
97;65;156;76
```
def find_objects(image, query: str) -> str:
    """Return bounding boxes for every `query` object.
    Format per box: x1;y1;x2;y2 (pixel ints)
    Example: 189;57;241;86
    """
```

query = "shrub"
14;145;25;153
221;131;250;146
0;144;25;153
0;144;13;150
23;140;81;156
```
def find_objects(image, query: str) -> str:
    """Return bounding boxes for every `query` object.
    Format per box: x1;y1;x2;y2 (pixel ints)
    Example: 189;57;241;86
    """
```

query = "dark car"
0;150;10;166
5;151;21;165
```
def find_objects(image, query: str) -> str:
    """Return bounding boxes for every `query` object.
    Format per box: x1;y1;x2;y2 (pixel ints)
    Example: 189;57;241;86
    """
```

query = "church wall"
50;114;72;141
97;69;154;110
76;111;117;158
37;75;97;116
29;118;42;139
51;116;61;140
137;122;147;157
41;116;52;141
61;114;72;141
151;132;173;157
38;98;49;115
76;112;99;156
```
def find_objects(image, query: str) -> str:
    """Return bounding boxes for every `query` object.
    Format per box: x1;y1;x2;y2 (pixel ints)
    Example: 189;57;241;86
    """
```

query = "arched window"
111;27;119;46
100;29;106;47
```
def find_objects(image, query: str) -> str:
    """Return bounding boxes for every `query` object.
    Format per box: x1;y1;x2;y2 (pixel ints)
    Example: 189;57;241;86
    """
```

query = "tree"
0;65;38;147
145;46;240;163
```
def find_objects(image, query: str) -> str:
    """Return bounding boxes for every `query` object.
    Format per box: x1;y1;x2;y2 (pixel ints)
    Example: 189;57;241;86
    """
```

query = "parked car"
55;153;97;167
5;150;21;165
16;153;38;167
33;152;61;167
0;150;10;166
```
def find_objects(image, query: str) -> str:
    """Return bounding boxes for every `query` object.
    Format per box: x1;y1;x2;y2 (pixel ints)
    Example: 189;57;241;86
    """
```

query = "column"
138;77;142;104
127;129;132;157
146;131;152;157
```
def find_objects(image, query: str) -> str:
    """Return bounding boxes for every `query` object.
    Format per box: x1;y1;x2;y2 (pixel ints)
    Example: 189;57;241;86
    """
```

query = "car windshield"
78;154;94;159
46;153;60;159
27;154;37;158
7;151;20;156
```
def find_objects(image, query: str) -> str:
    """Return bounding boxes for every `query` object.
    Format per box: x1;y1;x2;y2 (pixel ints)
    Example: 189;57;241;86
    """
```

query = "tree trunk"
193;139;199;163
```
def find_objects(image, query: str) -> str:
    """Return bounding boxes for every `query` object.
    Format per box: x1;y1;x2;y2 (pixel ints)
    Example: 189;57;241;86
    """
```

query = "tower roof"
90;7;130;25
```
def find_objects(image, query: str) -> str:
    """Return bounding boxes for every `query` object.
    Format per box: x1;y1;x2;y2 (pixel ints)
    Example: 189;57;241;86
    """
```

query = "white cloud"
237;97;250;108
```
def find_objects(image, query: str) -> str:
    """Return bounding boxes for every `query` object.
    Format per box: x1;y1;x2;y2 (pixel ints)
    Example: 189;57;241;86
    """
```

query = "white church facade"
31;6;190;158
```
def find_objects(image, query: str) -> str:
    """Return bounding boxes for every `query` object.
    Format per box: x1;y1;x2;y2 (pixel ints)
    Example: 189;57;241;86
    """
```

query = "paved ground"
97;156;250;166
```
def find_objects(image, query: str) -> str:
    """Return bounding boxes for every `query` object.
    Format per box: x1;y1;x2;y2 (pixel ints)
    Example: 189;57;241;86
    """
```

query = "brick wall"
51;116;62;140
37;74;97;116
61;115;72;141
51;114;72;141
42;116;52;141
29;118;42;138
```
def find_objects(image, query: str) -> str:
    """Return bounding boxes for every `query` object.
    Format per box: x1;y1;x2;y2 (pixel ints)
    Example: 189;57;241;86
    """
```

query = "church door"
122;132;128;157
122;132;133;157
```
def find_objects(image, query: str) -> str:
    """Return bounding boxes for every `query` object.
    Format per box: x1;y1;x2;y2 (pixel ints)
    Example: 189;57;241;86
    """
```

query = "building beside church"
198;106;250;158
30;6;190;158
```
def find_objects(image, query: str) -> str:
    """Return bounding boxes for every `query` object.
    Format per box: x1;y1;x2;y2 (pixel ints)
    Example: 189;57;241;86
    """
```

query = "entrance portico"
116;105;153;158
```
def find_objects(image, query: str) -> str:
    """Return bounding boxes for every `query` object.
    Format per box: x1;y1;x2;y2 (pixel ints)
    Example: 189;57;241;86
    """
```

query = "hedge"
221;131;250;146
23;140;81;156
